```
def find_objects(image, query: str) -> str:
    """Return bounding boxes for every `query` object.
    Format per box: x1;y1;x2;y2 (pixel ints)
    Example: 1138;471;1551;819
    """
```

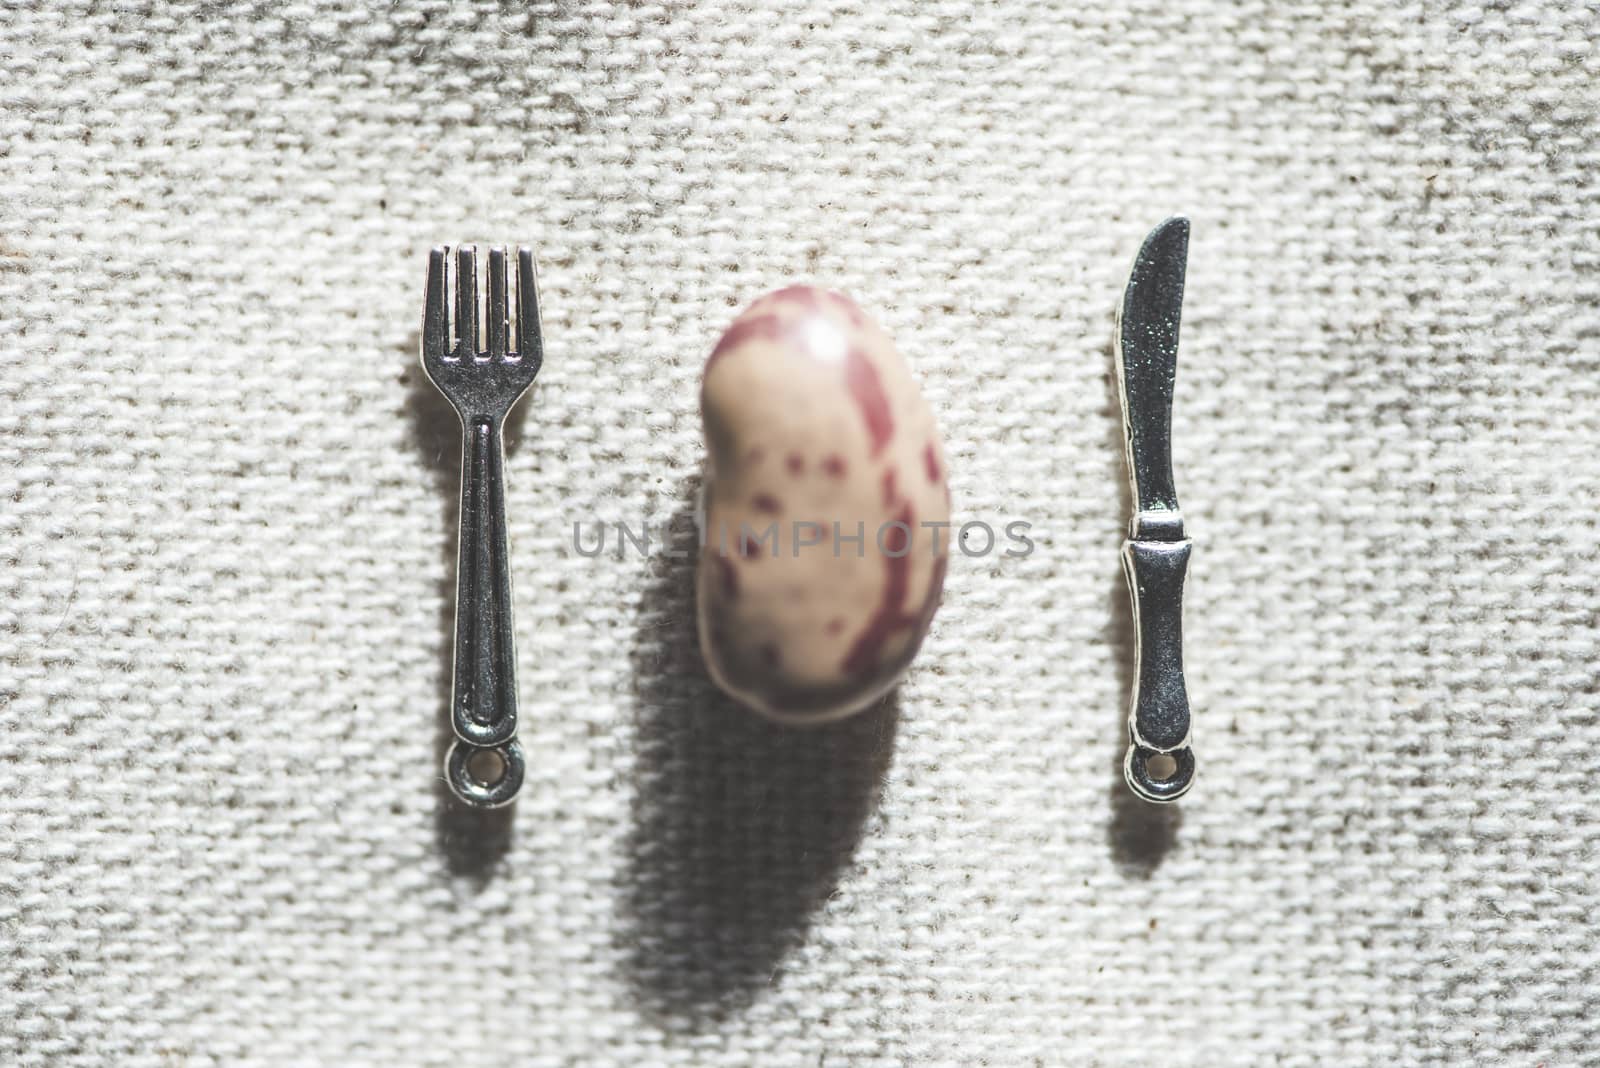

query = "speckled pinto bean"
697;286;950;724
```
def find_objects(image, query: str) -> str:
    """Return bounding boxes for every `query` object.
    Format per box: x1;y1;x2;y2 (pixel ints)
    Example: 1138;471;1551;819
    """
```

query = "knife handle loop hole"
1124;745;1194;804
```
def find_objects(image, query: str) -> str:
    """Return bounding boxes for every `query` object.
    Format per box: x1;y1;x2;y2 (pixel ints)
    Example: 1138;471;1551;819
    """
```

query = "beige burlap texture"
3;2;1598;1064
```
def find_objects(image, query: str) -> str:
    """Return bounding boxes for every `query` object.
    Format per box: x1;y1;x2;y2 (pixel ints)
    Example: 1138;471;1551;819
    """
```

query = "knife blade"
1116;217;1189;539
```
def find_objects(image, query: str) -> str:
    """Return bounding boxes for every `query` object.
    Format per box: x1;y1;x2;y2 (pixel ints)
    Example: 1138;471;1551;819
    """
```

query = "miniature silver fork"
421;246;544;808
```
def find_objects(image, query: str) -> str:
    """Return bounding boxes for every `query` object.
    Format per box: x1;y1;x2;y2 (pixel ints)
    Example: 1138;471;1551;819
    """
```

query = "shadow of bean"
620;473;897;1023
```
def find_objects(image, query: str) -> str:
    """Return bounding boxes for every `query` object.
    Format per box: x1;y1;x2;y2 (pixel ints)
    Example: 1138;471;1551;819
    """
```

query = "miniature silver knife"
1115;217;1196;803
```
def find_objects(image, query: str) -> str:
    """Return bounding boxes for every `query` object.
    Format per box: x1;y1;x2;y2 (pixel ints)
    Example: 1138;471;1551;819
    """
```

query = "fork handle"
450;416;521;751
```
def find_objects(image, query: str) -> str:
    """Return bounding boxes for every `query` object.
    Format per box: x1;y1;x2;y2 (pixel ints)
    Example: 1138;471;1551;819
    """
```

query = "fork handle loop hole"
447;740;525;809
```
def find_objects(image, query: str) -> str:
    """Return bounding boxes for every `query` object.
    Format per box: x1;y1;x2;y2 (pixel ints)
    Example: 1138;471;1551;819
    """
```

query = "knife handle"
1121;536;1195;802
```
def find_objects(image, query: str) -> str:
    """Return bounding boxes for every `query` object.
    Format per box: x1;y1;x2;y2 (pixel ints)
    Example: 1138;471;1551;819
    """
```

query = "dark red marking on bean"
923;442;941;484
822;454;846;478
707;313;783;372
753;493;781;515
825;618;845;636
746;446;766;465
841;503;915;677
881;519;909;556
845;346;894;457
881;467;898;509
716;556;739;599
736;536;764;561
787;453;805;475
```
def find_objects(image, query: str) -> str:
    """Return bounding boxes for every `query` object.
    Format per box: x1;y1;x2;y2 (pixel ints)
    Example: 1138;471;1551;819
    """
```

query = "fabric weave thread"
2;2;1598;1064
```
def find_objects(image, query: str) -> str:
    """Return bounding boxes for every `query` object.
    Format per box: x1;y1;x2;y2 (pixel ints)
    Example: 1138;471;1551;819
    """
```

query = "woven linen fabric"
4;1;1599;1064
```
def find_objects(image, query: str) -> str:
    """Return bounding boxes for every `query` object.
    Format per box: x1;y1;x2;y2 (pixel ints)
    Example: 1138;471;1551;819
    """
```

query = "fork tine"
455;245;479;358
423;246;450;361
486;247;509;359
516;247;544;370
